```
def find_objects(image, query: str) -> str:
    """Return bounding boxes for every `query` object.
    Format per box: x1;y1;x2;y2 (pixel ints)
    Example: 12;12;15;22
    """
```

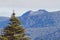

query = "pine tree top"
10;11;21;25
11;10;16;18
12;10;15;15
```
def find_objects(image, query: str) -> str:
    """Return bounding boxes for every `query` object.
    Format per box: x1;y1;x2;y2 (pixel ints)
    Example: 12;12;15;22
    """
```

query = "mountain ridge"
0;9;60;40
0;9;60;28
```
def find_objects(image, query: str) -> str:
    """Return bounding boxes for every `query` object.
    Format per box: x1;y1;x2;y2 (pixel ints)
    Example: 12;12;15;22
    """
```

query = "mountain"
0;17;9;21
19;9;60;40
0;9;60;40
19;9;60;28
1;9;60;28
26;26;60;40
44;29;60;40
0;17;9;28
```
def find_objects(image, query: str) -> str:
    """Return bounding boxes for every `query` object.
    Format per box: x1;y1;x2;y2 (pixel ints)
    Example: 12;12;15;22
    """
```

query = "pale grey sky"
0;0;60;17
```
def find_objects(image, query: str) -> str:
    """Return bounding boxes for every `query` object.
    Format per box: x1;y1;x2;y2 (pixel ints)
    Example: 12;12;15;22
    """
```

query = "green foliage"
0;36;8;40
1;13;30;40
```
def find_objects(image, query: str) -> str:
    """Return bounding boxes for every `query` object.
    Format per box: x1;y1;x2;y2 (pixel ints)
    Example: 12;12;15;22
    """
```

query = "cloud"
0;0;60;17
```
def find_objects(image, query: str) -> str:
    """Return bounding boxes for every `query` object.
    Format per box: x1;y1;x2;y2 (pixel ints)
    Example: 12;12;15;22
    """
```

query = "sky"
0;0;60;17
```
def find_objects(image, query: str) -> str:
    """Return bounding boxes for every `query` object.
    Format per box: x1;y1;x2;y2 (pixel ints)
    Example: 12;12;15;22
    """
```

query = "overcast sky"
0;0;60;17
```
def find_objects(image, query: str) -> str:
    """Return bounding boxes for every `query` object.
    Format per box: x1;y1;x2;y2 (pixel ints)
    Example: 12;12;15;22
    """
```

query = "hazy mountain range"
0;9;60;40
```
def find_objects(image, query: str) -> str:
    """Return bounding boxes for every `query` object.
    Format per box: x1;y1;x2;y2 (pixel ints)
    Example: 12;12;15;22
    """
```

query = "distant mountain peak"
22;9;48;16
38;9;48;12
29;9;48;16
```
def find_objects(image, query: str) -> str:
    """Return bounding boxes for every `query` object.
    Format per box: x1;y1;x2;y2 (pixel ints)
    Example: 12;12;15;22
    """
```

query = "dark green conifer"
0;11;30;40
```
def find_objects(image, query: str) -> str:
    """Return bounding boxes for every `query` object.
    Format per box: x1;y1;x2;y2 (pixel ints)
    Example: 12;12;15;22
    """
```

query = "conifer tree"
0;11;29;40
